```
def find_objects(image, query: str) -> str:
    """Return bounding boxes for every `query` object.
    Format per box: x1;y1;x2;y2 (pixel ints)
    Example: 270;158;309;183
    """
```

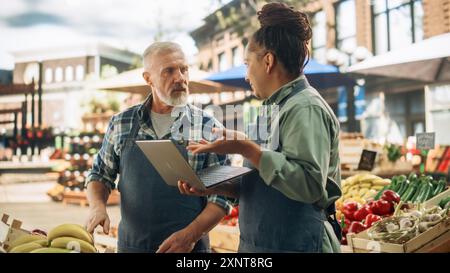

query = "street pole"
38;62;43;154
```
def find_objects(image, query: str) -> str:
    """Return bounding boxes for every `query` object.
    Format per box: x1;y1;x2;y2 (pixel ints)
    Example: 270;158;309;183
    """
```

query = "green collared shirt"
258;75;342;253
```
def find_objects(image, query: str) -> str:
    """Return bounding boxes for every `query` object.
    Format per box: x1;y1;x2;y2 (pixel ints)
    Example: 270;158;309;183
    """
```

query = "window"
312;10;327;64
65;66;74;82
372;0;423;54
207;60;212;71
385;90;425;139
76;65;84;81
55;67;63;82
335;0;357;64
232;47;242;67
45;68;53;83
218;52;227;72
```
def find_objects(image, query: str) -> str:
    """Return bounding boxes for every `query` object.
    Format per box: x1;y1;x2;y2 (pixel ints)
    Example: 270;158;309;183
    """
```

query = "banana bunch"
7;224;97;253
338;173;391;206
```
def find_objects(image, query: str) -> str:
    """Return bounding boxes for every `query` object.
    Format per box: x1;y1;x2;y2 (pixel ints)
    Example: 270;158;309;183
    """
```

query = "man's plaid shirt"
86;94;235;214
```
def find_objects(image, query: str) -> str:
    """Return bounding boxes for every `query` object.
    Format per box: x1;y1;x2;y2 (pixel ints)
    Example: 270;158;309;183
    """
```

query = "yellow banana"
342;187;349;194
33;239;49;247
358;188;369;196
372;179;391;186
30;247;74;253
9;242;43;253
359;182;372;189
349;189;359;197
358;174;380;182
7;234;46;252
48;224;94;245
50;237;97;253
372;185;385;191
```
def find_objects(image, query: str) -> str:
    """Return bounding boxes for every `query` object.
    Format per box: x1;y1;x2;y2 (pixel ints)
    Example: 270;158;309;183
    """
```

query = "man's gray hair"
142;42;183;71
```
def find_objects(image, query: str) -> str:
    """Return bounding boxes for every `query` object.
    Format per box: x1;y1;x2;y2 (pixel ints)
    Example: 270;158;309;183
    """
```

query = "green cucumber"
419;183;432;203
397;180;409;197
401;185;417;202
439;197;450;208
432;180;447;197
410;182;425;203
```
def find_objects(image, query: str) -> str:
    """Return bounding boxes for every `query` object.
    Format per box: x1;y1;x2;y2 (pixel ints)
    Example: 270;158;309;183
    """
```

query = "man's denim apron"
238;76;327;253
117;117;209;253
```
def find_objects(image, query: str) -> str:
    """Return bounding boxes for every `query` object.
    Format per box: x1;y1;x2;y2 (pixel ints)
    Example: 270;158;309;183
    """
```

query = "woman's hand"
187;128;250;155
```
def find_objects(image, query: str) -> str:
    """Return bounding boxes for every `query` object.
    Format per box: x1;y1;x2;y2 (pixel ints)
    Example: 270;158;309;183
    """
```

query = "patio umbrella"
206;58;355;90
90;67;236;94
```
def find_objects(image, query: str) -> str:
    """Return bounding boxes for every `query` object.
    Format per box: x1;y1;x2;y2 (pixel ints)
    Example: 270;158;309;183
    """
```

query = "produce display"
6;224;97;253
368;203;450;244
375;173;447;204
338;172;449;245
339;190;400;245
337;173;390;207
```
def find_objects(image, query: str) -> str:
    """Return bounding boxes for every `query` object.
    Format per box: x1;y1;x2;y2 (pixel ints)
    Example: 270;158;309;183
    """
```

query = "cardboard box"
0;214;31;252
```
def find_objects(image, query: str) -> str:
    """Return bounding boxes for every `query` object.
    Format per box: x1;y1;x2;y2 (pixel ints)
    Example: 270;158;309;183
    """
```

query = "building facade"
1;43;139;131
190;0;450;142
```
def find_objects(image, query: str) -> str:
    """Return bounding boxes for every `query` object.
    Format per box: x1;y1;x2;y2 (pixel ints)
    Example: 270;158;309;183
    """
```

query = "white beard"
155;88;188;107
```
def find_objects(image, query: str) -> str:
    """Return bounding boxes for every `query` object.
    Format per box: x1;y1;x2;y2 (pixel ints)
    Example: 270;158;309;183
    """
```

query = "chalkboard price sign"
358;149;377;171
416;132;435;150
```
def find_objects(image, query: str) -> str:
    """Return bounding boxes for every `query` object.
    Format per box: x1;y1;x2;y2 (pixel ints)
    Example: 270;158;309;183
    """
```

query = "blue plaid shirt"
86;94;235;214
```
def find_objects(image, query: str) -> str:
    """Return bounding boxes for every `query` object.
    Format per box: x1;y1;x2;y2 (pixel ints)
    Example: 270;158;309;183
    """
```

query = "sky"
0;0;232;69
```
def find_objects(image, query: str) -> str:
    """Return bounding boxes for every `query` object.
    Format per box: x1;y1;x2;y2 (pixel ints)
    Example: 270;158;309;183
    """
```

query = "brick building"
190;0;450;142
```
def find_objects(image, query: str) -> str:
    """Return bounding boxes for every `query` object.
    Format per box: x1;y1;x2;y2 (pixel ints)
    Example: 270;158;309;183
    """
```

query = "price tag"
358;149;377;171
416;132;435;150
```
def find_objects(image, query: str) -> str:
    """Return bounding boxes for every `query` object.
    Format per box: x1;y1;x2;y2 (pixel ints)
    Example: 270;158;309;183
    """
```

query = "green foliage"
385;143;403;163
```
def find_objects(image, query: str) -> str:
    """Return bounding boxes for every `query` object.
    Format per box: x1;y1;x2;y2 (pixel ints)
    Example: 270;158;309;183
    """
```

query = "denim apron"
117;117;209;253
238;76;327;253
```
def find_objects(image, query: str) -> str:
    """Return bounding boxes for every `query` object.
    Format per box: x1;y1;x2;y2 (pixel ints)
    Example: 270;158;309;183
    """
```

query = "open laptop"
136;140;253;190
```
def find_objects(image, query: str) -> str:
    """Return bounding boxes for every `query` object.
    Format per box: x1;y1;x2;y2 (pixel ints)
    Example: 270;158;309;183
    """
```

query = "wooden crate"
347;217;450;253
339;139;384;171
209;224;239;253
62;190;120;207
424;187;450;207
347;188;450;253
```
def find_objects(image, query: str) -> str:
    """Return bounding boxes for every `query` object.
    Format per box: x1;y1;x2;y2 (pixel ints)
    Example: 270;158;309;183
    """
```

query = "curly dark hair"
250;2;312;77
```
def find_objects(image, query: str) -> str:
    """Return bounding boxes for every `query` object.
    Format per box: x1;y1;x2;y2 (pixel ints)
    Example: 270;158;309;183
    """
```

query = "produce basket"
347;218;450;253
346;189;450;253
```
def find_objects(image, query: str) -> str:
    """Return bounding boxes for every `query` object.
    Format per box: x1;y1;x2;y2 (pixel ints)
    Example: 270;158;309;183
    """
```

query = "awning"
206;58;356;90
347;33;450;82
90;67;237;94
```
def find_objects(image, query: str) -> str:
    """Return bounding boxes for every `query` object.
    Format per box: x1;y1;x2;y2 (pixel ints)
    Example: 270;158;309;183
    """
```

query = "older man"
85;42;233;253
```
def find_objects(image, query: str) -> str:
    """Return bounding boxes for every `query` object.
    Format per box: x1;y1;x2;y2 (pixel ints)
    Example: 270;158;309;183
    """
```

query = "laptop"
136;140;254;190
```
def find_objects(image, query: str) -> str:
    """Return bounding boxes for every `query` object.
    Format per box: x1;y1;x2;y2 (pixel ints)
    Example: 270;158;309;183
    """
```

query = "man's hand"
85;206;110;235
178;180;239;198
156;227;199;253
177;180;216;196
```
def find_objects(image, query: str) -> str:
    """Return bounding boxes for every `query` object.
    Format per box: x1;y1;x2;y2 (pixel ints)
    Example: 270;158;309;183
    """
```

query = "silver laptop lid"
135;140;207;190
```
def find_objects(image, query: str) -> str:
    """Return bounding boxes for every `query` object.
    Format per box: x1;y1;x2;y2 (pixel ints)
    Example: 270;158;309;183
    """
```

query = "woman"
179;2;342;253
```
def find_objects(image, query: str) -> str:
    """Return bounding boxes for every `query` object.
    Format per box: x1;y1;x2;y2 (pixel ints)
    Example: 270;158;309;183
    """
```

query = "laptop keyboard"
198;165;251;187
